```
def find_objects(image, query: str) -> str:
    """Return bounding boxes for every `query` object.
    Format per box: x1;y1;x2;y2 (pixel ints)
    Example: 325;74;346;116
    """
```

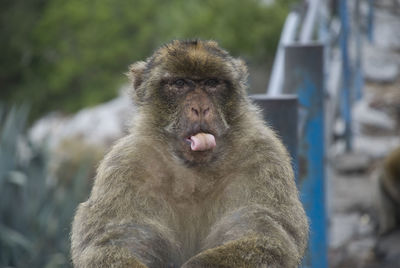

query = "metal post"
283;44;327;268
267;12;300;96
354;0;364;100
250;95;298;168
339;0;353;151
367;0;374;42
299;0;319;43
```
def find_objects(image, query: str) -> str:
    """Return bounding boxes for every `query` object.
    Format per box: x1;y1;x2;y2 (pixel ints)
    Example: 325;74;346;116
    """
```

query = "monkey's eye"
205;78;219;87
173;79;186;87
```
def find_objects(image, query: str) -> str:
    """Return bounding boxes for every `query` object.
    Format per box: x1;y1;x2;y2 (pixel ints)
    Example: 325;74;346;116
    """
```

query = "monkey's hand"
76;245;149;268
181;235;299;268
181;205;307;268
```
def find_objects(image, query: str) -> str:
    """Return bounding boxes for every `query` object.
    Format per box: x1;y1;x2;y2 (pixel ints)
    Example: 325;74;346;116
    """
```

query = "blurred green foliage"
1;0;295;120
0;105;92;267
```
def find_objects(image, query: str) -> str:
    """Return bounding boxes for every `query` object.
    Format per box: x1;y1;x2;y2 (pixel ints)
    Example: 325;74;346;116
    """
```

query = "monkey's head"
128;40;249;166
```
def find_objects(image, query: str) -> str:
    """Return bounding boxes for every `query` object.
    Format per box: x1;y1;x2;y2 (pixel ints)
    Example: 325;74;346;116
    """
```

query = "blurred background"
1;0;293;120
1;0;400;267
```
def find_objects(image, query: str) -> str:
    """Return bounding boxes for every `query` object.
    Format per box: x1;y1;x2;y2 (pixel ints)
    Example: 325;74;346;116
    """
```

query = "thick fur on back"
71;40;309;268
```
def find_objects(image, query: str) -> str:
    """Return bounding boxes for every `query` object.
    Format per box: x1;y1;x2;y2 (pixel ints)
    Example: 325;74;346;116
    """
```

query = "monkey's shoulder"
235;125;291;163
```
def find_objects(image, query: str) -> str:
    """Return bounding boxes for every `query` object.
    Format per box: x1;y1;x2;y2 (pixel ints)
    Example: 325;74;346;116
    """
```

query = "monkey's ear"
233;58;248;84
127;61;147;90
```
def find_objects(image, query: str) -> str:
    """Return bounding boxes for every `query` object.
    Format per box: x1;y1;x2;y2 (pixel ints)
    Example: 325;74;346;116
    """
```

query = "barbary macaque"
377;147;400;235
71;40;309;267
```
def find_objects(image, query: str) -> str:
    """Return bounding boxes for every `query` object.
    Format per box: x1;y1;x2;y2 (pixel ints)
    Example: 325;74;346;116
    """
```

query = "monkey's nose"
191;107;199;117
191;107;210;118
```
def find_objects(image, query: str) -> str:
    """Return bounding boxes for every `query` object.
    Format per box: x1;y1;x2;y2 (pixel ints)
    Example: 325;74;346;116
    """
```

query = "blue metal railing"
263;0;374;266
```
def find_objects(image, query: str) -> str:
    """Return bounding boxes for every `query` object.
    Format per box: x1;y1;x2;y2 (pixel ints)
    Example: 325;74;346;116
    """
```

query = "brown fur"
378;147;400;235
71;40;309;267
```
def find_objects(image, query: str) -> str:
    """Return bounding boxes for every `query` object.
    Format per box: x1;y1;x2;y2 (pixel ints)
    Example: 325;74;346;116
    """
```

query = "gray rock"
354;135;400;159
373;9;400;50
353;100;396;135
330;213;361;249
333;151;371;173
376;230;400;264
347;237;376;263
29;86;134;149
364;45;399;83
330;213;374;249
329;172;374;213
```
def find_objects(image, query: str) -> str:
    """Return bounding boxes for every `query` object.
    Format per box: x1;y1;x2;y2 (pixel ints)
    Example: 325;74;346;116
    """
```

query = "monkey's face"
128;40;248;166
159;76;232;165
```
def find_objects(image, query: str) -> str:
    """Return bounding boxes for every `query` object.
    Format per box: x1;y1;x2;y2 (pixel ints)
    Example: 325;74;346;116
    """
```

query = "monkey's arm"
73;244;148;268
72;201;183;268
71;202;151;268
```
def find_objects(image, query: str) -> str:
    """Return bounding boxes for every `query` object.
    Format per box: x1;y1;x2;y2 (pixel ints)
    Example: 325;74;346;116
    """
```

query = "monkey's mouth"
185;132;216;151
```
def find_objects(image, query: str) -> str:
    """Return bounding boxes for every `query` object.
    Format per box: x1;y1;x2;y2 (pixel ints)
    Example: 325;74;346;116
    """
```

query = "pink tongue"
190;133;216;151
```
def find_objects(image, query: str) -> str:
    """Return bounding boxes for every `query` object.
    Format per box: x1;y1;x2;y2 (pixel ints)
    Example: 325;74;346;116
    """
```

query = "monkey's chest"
171;207;215;259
